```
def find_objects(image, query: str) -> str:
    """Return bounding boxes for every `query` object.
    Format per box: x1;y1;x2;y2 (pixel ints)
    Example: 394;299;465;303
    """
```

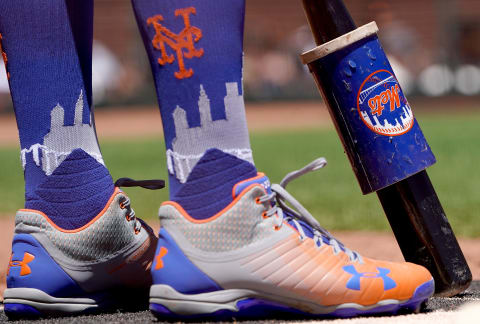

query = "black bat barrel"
301;0;471;296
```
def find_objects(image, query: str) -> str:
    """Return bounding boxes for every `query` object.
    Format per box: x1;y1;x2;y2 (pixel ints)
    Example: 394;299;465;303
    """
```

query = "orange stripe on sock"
19;187;121;233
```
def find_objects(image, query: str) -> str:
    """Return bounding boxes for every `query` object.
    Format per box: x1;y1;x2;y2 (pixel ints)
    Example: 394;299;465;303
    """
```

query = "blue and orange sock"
132;0;257;219
0;0;114;229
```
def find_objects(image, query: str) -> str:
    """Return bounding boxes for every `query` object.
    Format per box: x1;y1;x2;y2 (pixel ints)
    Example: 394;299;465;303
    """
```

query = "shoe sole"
149;278;434;320
3;288;116;318
4;287;151;319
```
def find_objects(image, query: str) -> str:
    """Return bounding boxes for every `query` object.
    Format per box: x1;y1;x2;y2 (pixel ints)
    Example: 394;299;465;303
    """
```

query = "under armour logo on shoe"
147;7;204;79
7;252;35;276
154;247;168;270
343;265;396;291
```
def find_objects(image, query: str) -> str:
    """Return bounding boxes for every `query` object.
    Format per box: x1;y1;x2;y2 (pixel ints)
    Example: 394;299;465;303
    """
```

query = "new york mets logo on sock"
343;265;396;291
7;252;35;276
147;7;204;80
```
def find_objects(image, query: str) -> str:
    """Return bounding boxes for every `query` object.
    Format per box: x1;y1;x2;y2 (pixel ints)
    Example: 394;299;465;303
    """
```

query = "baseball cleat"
4;182;161;319
149;158;434;320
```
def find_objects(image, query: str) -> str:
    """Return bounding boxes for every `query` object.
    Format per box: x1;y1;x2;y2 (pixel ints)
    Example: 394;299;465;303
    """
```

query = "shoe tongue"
233;173;272;198
285;215;345;250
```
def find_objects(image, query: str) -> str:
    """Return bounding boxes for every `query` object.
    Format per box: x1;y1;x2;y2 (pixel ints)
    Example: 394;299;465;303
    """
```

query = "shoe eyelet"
262;211;268;219
134;228;141;235
255;197;261;204
274;225;280;231
126;213;132;221
119;202;126;209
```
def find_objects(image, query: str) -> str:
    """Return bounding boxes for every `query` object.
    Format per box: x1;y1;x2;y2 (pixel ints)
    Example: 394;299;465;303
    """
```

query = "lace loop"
118;197;142;235
114;177;165;235
279;157;327;188
259;158;363;263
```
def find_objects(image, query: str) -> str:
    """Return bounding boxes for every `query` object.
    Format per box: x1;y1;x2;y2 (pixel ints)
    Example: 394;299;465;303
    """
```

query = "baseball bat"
300;0;471;296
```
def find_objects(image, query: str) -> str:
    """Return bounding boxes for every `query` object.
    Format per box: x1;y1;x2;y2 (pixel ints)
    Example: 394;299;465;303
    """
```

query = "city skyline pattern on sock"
0;0;114;229
132;0;257;219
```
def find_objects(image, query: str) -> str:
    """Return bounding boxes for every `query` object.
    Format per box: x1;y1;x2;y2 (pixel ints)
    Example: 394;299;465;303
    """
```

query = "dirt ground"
0;102;479;299
0;101;332;146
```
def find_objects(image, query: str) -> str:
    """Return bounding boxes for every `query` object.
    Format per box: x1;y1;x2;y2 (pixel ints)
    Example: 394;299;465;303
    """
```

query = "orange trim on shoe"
19;187;121;233
162;182;266;224
231;172;265;199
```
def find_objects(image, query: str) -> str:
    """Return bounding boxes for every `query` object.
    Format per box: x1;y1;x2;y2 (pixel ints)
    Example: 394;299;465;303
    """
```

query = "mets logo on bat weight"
357;69;414;136
147;7;204;80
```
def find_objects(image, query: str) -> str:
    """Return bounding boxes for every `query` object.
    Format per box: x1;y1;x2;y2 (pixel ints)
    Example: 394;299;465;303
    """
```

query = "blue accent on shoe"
150;279;434;320
328;279;434;317
5;233;151;319
4;304;43;319
378;268;397;290
286;217;331;246
233;174;271;197
150;298;310;321
7;234;85;298
343;265;397;291
26;149;114;230
171;149;256;220
152;228;222;294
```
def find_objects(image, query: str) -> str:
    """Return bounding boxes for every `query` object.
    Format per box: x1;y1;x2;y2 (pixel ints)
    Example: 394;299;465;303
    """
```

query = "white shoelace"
260;158;363;263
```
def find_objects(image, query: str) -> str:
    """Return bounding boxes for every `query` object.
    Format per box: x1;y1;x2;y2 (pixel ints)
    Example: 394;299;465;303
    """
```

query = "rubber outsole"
150;278;434;321
4;287;150;319
4;302;101;320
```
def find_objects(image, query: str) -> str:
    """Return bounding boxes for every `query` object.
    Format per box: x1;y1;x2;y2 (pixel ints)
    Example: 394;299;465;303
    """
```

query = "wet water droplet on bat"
348;60;357;71
367;49;376;60
402;155;413;165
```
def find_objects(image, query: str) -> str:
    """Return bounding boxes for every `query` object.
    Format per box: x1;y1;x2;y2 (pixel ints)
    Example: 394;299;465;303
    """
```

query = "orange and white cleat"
149;158;434;320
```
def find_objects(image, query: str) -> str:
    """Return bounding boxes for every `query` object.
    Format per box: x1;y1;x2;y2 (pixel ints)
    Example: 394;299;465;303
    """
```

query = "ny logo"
147;7;204;80
343;265;396;291
7;252;35;276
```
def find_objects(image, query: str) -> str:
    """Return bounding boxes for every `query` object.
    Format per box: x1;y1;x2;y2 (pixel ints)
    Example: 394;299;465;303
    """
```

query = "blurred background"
1;0;480;238
1;0;480;109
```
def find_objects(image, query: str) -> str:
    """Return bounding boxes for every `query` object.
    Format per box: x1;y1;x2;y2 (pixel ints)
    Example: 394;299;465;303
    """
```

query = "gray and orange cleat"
149;158;434;320
4;181;161;319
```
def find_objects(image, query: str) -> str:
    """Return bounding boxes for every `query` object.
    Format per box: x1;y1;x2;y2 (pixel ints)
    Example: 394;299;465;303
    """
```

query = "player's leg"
1;0;156;318
132;0;434;319
131;0;256;220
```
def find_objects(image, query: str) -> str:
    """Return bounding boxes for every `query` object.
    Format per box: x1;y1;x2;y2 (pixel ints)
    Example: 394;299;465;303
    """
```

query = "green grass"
1;111;480;236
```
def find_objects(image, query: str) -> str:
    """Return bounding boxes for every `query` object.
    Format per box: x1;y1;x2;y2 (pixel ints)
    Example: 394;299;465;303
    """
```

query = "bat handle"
300;0;472;296
302;0;356;45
